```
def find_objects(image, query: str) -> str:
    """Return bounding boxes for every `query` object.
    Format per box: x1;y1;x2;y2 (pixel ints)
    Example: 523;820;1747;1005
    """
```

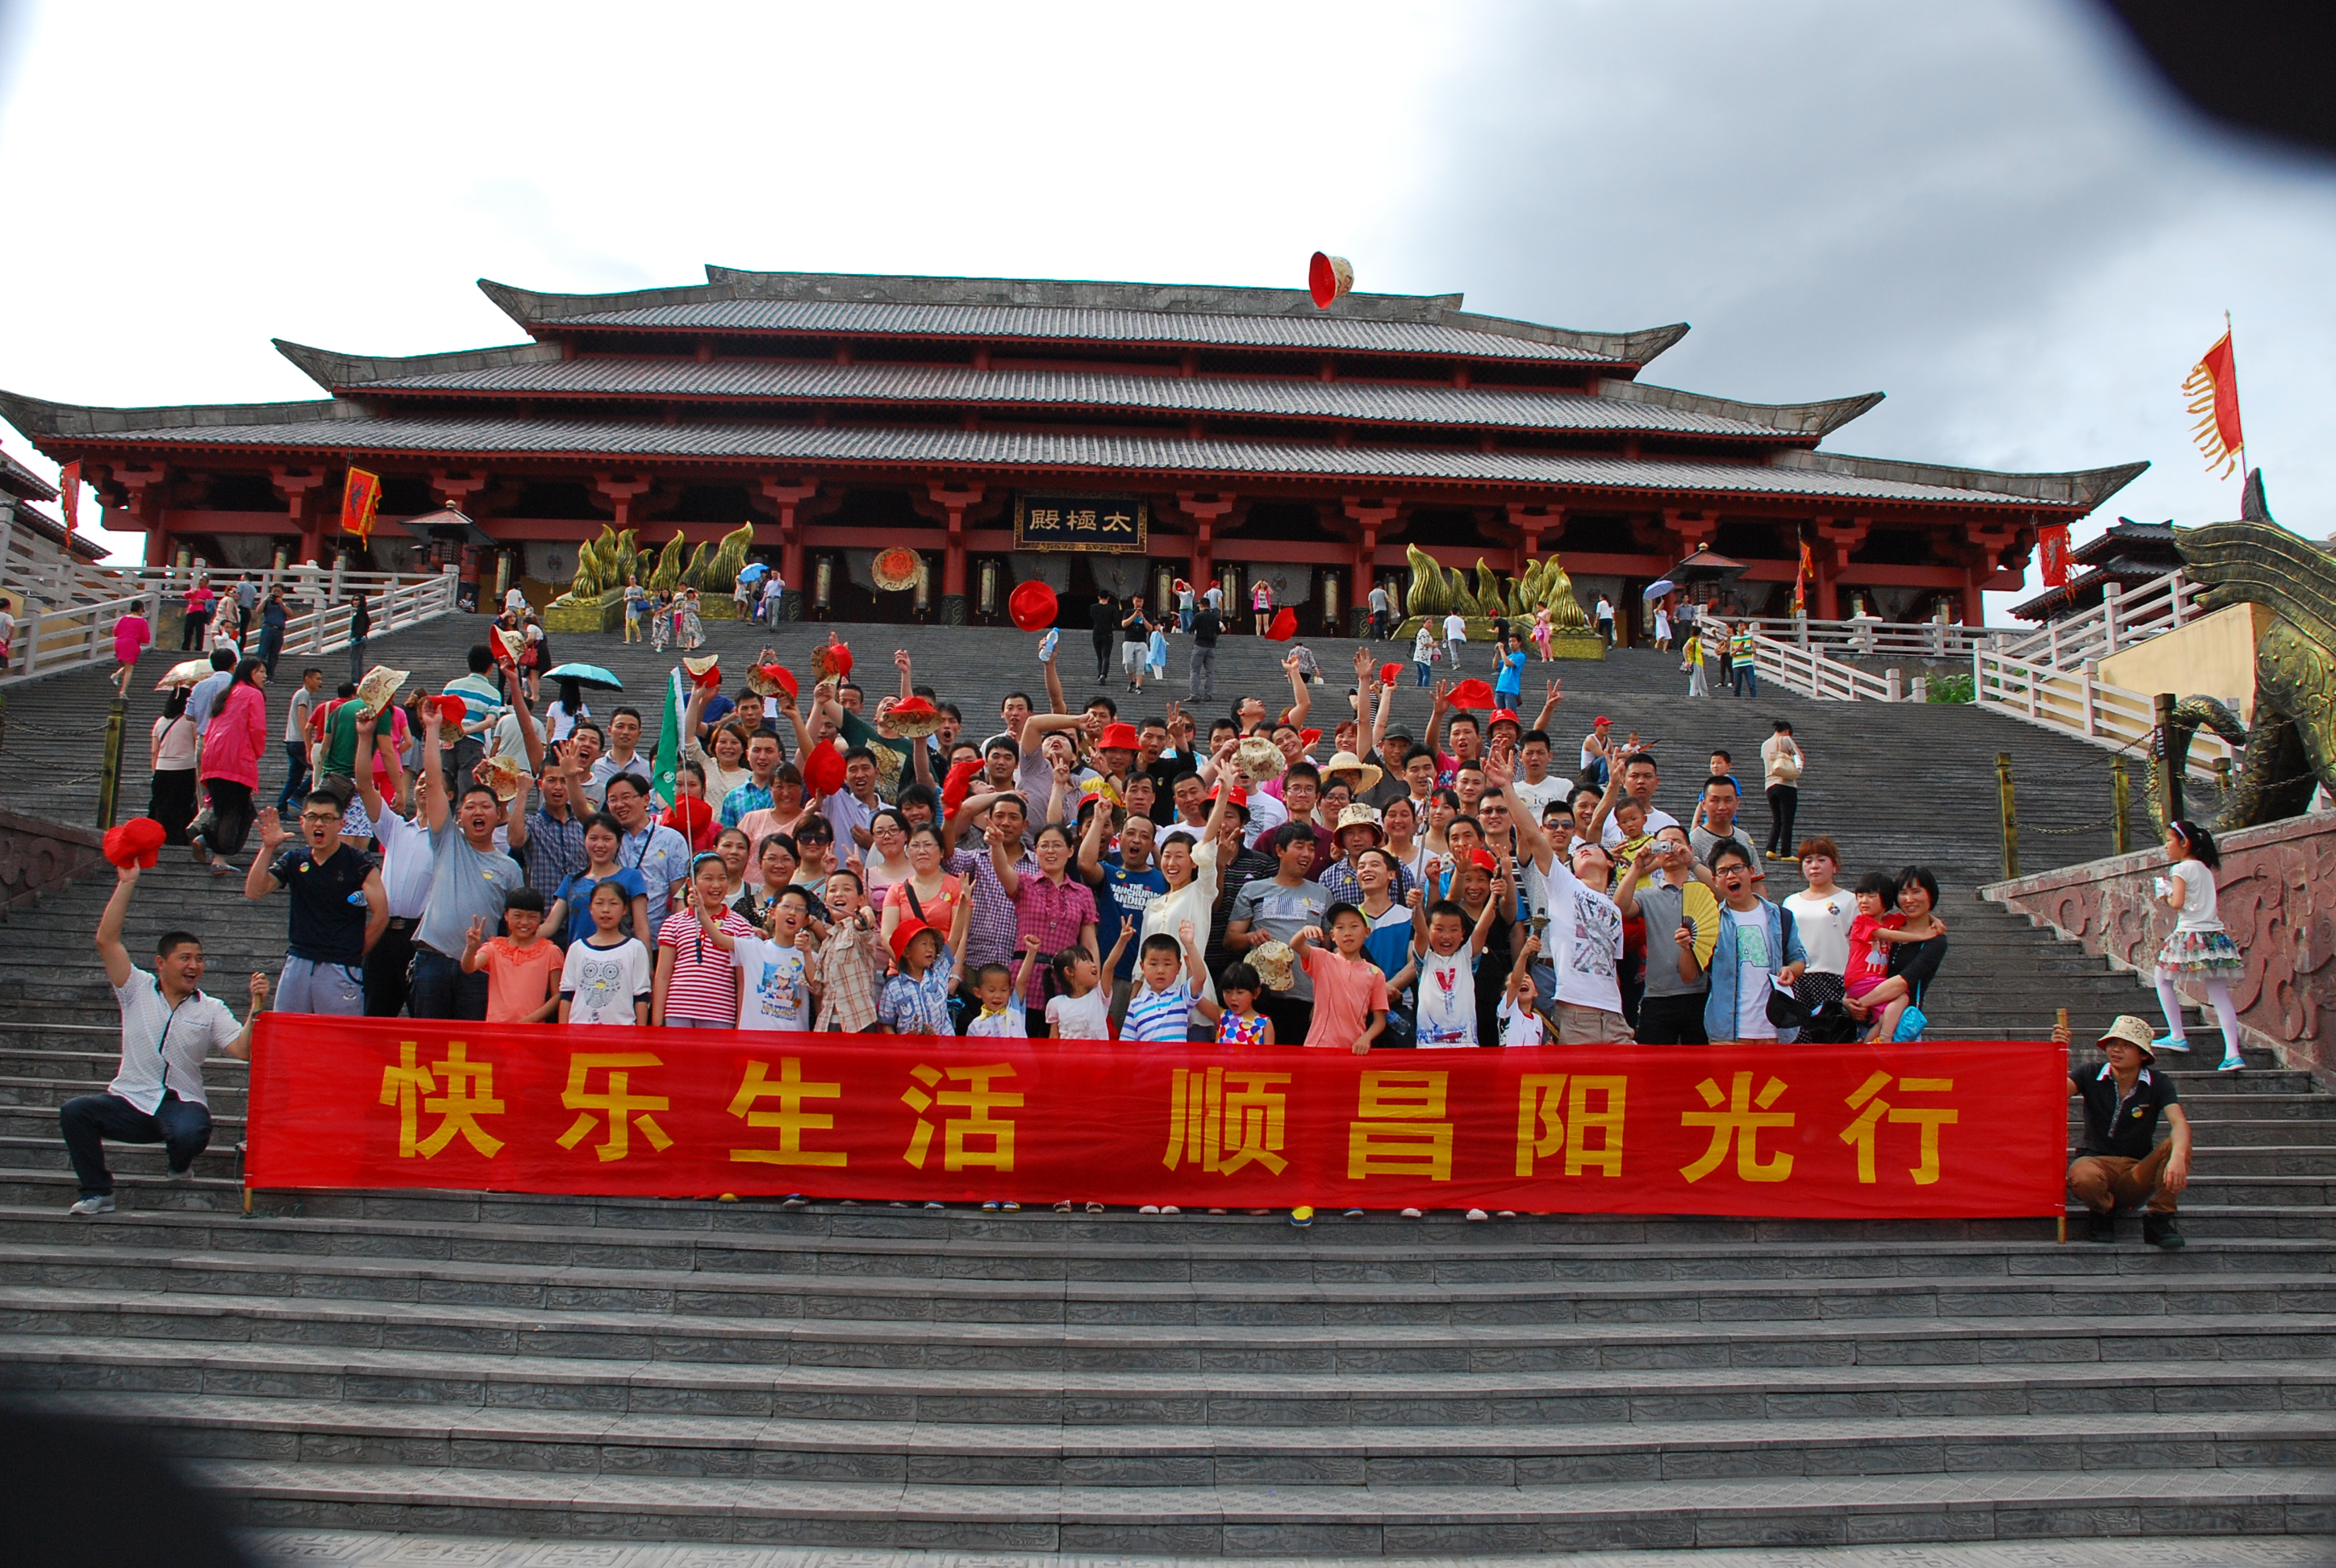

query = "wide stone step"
161;1454;2336;1552
45;1389;2336;1486
10;1333;2335;1428
0;1132;244;1177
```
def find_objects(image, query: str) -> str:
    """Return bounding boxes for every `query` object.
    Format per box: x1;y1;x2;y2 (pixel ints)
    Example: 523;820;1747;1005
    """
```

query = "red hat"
1007;579;1058;633
1266;607;1298;641
811;637;853;682
1379;662;1402;686
683;654;721;690
1447;678;1495;711
1465;847;1499;872
886;695;946;740
751;661;798;701
801;742;846;797
102;817;166;870
1488;707;1522;731
1299;728;1321;749
487;626;517;667
1593;715;1612;727
663;795;715;851
435;694;471;727
1098;721;1141;751
941;755;983;819
889;916;937;963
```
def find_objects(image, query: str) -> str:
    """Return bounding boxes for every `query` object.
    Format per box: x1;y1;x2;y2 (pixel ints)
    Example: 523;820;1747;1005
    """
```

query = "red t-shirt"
1844;912;1904;996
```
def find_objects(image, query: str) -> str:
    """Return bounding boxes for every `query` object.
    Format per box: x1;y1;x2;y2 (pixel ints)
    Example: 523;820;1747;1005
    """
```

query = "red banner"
57;461;80;532
2038;523;2071;588
340;466;382;544
246;1019;2067;1218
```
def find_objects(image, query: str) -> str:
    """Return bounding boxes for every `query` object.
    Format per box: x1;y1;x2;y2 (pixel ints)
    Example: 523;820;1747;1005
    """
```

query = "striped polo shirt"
657;907;754;1023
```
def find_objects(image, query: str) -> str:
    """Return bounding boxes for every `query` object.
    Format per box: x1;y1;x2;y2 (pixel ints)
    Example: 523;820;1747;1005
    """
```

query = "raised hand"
1119;915;1136;940
894;648;911;674
257;807;287;850
248;972;269;1010
1545;678;1562;705
1178;919;1196;948
466;915;488;949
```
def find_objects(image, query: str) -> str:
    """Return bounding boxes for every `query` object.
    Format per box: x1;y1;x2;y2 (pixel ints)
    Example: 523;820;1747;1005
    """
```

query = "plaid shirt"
878;945;957;1036
1318;853;1416;912
947;846;1039;969
523;807;590;904
811;920;888;1033
1010;871;1099;1007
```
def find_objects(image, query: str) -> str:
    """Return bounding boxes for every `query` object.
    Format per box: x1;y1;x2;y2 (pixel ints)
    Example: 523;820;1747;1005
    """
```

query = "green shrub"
1927;673;1975;704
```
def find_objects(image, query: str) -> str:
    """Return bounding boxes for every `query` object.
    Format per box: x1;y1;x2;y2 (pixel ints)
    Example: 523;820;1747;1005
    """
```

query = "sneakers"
164;1167;194;1186
1140;1204;1162;1215
1158;1205;1179;1216
2218;1056;2247;1073
1400;1207;1424;1220
981;1200;1001;1211
2150;1034;2190;1052
2086;1211;2117;1244
1465;1208;1489;1222
67;1194;115;1216
1289;1205;1314;1228
922;1201;944;1210
2142;1214;2185;1249
1053;1200;1074;1213
1341;1207;1365;1218
780;1195;807;1208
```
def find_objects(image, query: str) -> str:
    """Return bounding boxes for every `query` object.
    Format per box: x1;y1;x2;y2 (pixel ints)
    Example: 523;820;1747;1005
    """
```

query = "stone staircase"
0;620;2328;1558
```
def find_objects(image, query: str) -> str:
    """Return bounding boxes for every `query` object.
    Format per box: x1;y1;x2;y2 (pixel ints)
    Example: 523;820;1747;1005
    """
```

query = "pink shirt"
1301;945;1390;1049
114;615;152;664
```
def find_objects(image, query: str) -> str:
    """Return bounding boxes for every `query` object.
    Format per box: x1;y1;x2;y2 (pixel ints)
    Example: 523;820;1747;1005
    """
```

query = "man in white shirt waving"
60;863;265;1215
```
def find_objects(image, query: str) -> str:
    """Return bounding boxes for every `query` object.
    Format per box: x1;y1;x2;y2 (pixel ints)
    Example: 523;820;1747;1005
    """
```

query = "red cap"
1489;708;1521;729
102;817;166;870
1299;728;1321;748
1594;715;1612;726
1007;579;1059;633
812;638;853;681
757;662;798;701
1098;721;1141;751
889;916;936;962
663;796;715;850
1266;606;1298;641
434;694;470;727
1466;847;1499;871
1379;661;1402;686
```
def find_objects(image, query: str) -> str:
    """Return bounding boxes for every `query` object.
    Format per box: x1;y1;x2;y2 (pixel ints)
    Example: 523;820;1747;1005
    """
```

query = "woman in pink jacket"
191;657;269;874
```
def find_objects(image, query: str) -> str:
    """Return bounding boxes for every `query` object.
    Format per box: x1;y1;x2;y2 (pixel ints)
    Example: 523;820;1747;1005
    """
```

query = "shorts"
1120;642;1149;672
340;794;377;840
277;954;365;1015
1555;1003;1635;1045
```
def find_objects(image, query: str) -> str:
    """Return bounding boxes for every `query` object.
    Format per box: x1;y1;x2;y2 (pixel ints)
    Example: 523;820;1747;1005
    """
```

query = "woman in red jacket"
191;657;270;875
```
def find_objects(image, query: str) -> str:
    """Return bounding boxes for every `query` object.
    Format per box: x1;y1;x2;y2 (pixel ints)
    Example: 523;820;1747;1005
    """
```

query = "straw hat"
155;657;212;690
354;665;409;715
886;695;947;740
811;638;853;682
1320;749;1383;792
1250;940;1298;991
2097;1014;2159;1062
1235;735;1287;782
482;753;528;803
1333;803;1385;843
746;661;797;699
683;654;720;689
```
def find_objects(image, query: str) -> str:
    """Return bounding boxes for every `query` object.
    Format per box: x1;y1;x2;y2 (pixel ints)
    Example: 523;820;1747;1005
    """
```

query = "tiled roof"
520;295;1632;364
0;398;2133;511
332;354;1871;440
0;450;58;502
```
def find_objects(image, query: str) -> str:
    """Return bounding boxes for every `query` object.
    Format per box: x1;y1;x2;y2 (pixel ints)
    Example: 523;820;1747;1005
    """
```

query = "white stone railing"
1972;643;2229;782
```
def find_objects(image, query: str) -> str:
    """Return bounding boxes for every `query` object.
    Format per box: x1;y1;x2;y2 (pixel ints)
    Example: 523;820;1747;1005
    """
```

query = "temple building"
0;267;2143;632
0;452;109;583
2008;516;2184;623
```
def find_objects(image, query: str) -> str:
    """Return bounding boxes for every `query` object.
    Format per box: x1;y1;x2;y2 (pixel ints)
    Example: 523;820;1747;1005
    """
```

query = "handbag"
1893;1003;1929;1042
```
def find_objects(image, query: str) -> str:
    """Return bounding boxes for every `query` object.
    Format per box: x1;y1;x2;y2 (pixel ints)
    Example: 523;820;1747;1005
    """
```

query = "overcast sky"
2;0;2330;618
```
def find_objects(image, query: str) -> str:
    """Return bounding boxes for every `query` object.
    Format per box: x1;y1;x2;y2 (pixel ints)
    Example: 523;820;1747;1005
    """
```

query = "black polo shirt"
269;844;373;965
2075;1062;2180;1159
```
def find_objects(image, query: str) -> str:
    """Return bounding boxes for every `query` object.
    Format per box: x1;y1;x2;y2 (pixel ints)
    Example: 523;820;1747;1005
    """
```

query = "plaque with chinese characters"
1014;494;1148;553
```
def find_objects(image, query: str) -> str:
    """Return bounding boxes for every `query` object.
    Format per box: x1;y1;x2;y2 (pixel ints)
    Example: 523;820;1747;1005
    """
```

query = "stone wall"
0;808;106;915
1982;811;2336;1081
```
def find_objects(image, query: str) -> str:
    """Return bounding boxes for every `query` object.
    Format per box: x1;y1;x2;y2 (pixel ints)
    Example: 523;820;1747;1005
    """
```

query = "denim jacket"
1703;898;1806;1044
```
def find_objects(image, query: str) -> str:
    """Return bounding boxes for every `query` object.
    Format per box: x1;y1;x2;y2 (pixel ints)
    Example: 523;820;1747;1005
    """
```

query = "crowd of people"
65;590;2235;1239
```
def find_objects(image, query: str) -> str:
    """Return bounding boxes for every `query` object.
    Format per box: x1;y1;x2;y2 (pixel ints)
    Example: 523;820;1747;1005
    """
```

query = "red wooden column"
1175;492;1239;598
110;463;172;566
592;473;653;532
271;465;328;564
1506;503;1564;572
1814;516;1869;622
928;482;984;626
761;478;820;617
1967;520;2022;628
1342;498;1402;637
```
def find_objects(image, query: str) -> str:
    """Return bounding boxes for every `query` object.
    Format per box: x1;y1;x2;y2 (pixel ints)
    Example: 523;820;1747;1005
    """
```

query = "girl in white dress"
2150;819;2246;1070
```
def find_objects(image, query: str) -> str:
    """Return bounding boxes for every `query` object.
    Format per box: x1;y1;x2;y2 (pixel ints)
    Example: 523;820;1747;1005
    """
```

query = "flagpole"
2228;310;2246;511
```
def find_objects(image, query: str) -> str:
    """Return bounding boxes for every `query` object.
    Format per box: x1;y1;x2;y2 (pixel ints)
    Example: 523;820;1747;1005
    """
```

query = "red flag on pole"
2182;325;2244;479
2038;524;2071;588
340;467;382;544
56;461;80;532
1792;539;1812;616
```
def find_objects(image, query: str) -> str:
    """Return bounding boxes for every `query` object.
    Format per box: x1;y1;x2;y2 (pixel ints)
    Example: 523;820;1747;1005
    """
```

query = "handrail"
1993;569;2205;672
1749;633;1912;703
0;567;461;686
1972;644;2229;782
1737;614;1984;659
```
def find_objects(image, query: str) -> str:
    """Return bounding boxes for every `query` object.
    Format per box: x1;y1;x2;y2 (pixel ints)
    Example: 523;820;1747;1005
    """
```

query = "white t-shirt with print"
1498;995;1546;1047
1520;855;1625;1015
1725;907;1779;1040
731;933;812;1030
1045;986;1113;1040
1413;948;1478;1046
561;937;651;1026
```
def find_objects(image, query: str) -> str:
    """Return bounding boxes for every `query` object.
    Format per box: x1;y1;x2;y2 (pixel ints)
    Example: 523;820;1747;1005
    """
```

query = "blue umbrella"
1643;578;1677;598
736;561;770;582
542;662;623;690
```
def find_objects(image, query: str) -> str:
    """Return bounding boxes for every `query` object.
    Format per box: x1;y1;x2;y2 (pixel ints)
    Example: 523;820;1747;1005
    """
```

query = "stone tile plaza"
0;11;2334;1568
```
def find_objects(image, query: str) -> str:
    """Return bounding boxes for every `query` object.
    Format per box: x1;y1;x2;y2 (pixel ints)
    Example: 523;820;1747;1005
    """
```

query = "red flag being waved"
2183;326;2244;478
340;466;382;544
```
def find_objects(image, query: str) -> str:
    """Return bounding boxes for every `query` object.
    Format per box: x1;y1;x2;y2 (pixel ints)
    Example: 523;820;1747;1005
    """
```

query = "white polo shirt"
370;806;439;921
108;969;243;1114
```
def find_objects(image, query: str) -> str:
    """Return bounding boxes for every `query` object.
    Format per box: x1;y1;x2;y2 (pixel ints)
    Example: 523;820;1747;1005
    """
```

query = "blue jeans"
408;945;488;1021
1415;661;1433;686
1733;664;1758;697
61;1090;211;1197
277;740;311;811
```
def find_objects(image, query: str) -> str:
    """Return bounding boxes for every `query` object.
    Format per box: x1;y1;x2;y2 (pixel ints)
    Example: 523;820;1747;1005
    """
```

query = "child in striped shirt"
1121;922;1207;1044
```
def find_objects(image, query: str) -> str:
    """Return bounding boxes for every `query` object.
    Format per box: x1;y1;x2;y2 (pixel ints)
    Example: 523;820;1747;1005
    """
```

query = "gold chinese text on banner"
1015;495;1149;553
